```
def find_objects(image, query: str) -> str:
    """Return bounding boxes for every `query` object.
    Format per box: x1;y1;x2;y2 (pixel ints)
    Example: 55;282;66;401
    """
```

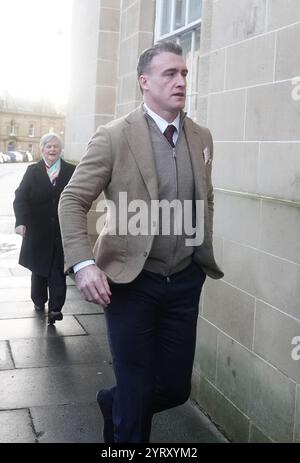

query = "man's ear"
139;74;149;92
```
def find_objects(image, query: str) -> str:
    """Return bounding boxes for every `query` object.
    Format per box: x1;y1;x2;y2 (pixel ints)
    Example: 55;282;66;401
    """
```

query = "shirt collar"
143;103;180;134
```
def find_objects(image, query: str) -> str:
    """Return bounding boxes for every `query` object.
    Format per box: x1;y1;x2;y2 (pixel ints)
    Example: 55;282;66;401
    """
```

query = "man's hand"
75;264;111;308
15;225;26;237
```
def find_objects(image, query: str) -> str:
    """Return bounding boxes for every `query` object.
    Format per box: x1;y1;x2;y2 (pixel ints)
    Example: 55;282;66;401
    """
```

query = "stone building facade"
0;93;65;160
65;0;300;442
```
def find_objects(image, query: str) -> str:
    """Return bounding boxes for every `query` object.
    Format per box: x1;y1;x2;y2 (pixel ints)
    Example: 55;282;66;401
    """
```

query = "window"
28;144;33;155
7;121;18;136
29;124;35;137
7;143;15;151
155;0;202;120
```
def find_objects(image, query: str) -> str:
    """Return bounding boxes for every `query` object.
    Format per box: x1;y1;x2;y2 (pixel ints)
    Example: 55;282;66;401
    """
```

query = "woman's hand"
15;225;26;237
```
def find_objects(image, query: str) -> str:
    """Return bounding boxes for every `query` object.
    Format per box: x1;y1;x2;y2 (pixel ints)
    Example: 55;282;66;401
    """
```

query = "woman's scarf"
44;158;61;186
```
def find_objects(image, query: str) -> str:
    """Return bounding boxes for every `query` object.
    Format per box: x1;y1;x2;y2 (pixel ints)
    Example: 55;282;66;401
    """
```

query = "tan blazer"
58;105;224;282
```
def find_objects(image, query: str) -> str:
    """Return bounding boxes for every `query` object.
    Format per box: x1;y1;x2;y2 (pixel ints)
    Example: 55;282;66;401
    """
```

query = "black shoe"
48;311;63;325
96;389;114;443
34;304;45;311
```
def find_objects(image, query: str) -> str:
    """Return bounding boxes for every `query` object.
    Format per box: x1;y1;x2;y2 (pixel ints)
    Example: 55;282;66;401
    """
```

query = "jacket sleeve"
13;167;33;227
58;126;113;271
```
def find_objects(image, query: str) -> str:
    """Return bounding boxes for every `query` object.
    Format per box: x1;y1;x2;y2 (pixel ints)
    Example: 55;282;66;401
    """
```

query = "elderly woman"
13;133;75;324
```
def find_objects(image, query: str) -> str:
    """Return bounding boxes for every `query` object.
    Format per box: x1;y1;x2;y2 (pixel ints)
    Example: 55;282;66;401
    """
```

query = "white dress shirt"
143;103;180;145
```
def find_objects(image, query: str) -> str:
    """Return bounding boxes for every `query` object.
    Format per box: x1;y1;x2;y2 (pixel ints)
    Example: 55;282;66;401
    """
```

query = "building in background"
65;0;300;443
0;92;65;160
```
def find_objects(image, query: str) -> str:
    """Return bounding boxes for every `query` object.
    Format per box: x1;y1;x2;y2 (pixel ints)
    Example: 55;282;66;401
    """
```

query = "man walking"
58;42;223;443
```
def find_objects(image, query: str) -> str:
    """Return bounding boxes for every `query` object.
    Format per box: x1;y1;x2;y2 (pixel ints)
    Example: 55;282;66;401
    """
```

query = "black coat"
13;159;75;276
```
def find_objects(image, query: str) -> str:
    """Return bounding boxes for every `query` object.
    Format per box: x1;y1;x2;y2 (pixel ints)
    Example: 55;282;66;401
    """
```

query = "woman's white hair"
39;133;63;153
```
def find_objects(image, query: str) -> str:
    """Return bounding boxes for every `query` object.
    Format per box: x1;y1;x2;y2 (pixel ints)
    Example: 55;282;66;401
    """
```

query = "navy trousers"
104;261;206;443
31;247;66;311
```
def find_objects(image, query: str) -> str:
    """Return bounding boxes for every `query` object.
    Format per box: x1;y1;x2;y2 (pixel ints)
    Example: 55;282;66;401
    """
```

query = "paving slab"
0;217;15;235
0;363;115;409
10;335;111;369
66;276;76;286
0;409;36;443
0;234;21;255
30;401;227;444
151;401;228;443
0;340;14;370
0;300;101;320
0;301;43;319
66;286;90;301
75;314;108;337
9;267;31;277
0;254;21;269
0;286;31;302
63;299;103;316
31;402;102;443
0;315;86;341
0;268;12;277
0;276;30;289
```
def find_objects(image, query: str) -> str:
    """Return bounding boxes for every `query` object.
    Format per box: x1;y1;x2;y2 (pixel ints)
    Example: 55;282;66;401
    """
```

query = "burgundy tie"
163;124;176;148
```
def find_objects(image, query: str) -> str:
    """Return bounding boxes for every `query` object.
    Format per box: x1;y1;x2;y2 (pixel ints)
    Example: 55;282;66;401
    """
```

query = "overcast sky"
0;0;72;106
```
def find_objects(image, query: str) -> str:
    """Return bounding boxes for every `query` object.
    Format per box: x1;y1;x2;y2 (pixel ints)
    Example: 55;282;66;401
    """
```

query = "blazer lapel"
123;107;207;202
183;118;207;201
123;107;159;201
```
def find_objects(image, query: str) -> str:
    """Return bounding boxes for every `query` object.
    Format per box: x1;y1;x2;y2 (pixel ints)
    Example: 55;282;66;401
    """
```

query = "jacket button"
144;251;148;257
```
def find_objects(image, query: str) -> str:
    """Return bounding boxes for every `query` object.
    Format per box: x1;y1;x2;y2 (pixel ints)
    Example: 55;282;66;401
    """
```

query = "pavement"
0;162;228;444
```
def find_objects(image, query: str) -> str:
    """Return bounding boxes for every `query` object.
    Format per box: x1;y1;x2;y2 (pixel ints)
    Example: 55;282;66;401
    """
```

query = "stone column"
116;0;155;117
64;0;121;163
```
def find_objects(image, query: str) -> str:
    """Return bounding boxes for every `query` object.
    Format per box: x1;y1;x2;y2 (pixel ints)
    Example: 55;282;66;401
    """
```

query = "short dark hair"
137;41;183;77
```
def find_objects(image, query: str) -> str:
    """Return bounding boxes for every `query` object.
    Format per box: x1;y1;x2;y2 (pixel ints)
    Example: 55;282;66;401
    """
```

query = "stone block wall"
192;0;300;442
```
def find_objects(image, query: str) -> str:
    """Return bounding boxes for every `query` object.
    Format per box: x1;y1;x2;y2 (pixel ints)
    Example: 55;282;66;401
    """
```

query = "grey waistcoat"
143;115;195;276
